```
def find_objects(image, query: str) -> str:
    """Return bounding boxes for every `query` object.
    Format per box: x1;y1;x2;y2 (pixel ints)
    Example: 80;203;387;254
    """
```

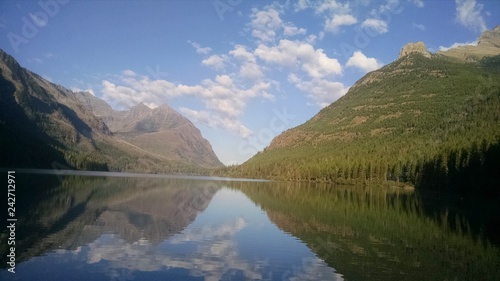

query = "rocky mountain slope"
222;27;500;194
0;49;222;172
438;25;500;61
75;92;222;167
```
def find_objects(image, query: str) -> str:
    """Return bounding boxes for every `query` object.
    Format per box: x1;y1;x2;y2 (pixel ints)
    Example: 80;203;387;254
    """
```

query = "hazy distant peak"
438;26;500;61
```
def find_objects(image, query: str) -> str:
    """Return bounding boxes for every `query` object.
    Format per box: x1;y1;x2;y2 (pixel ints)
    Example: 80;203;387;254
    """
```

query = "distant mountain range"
222;26;500;194
0;49;222;172
75;92;222;167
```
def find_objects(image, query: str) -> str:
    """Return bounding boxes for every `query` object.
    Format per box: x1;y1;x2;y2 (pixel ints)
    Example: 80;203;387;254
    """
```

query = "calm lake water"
1;171;499;281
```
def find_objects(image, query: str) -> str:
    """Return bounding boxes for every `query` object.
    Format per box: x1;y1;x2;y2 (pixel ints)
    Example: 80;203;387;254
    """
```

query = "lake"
1;171;499;281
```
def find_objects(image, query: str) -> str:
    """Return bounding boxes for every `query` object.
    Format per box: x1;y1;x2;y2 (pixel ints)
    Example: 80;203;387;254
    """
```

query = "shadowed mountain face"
0;49;222;171
0;175;220;265
75;91;222;168
0;49;111;169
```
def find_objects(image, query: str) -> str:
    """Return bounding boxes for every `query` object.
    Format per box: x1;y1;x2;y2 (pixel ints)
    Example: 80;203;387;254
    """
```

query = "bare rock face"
75;92;223;168
398;41;431;59
477;25;500;48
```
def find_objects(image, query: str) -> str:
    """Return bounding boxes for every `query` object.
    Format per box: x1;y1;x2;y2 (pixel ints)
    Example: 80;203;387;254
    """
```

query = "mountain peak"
477;25;500;48
398;41;431;60
438;26;500;61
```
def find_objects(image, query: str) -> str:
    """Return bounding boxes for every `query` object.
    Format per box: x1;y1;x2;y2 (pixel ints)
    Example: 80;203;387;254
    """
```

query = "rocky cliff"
398;41;431;59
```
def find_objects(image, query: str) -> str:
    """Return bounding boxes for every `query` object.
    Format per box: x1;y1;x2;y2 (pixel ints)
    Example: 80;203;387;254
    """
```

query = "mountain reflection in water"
0;173;499;280
0;174;340;281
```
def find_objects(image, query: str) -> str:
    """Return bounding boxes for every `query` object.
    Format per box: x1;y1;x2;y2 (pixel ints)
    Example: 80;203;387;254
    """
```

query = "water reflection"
232;181;500;281
1;174;499;280
0;175;340;281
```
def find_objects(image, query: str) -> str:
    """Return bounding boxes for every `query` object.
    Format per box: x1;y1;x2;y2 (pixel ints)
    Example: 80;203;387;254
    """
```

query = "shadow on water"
229;181;500;281
0;173;221;268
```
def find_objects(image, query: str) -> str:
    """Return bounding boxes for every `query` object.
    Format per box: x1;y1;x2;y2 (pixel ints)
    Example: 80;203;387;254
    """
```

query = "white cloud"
283;23;307;37
248;6;307;42
294;0;311;11
361;18;388;34
346;51;383;73
189;41;212;54
455;0;487;32
202;55;228;71
324;14;357;33
412;22;426;31
249;7;283;42
315;0;351;14
122;69;136;76
179;108;252;138
255;39;342;79
229;45;263;81
101;71;273;138
288;74;348;108
72;87;95;96
438;40;478;51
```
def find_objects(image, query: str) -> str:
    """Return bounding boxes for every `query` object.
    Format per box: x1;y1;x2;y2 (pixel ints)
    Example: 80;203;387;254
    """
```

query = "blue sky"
0;0;498;165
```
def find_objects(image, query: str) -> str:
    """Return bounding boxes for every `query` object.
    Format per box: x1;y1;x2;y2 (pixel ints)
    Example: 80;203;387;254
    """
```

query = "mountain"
0;175;220;266
222;27;500;195
0;49;222;172
438;25;500;62
75;92;222;167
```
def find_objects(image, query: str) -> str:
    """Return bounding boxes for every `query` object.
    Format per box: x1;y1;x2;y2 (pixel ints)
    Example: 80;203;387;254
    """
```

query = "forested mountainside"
0;49;222;173
220;27;500;195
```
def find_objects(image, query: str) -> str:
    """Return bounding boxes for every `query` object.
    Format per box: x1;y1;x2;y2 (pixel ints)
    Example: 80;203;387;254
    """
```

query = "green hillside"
220;54;500;194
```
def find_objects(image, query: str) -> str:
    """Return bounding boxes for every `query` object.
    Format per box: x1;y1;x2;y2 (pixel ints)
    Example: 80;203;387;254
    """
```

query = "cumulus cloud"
455;0;487;32
283;23;307;37
72;87;95;96
288;74;348;108
101;71;272;138
229;45;263;81
249;7;283;42
346;51;383;73
438;40;478;51
179;108;252;138
315;0;351;14
324;14;357;33
255;39;342;79
249;6;307;42
202;55;228;71
361;18;388;34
